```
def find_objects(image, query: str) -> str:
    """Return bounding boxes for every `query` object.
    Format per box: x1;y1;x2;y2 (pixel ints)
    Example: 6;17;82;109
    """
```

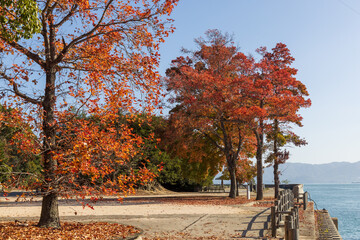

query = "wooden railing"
271;186;308;240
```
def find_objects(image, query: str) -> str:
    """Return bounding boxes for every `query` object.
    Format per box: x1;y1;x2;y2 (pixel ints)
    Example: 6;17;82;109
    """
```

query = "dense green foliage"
0;0;41;41
126;114;220;191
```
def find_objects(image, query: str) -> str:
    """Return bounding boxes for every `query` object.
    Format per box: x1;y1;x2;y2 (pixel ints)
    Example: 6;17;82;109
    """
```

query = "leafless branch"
0;71;42;104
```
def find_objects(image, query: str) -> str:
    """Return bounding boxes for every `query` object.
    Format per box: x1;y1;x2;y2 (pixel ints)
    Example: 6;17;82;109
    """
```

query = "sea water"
304;184;360;240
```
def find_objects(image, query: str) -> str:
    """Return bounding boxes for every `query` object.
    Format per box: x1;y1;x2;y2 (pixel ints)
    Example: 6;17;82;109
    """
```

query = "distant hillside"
263;161;360;184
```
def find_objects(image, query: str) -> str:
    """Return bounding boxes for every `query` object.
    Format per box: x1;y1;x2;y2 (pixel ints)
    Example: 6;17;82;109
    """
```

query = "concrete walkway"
1;190;275;239
51;208;272;239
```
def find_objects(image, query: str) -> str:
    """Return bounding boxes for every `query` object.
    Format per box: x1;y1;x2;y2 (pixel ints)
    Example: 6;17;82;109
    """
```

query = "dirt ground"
0;188;315;239
1;188;275;239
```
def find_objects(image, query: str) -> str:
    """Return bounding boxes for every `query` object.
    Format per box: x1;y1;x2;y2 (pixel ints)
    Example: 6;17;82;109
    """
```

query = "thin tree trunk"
254;98;265;201
255;121;264;200
256;145;263;200
273;119;280;199
274;161;279;199
236;180;239;196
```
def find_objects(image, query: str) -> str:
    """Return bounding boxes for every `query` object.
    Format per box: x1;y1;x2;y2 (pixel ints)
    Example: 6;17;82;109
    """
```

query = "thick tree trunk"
228;164;237;198
38;192;60;228
38;68;60;228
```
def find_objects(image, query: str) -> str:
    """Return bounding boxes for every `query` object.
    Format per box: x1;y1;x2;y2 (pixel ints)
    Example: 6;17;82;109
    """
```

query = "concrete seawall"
317;209;342;240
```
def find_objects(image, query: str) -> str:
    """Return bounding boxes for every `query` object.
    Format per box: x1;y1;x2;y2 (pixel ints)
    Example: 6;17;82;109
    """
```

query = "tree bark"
273;119;280;199
256;144;263;200
219;119;238;199
38;67;60;228
255;119;264;200
274;161;279;199
228;162;237;198
236;180;239;196
38;191;60;228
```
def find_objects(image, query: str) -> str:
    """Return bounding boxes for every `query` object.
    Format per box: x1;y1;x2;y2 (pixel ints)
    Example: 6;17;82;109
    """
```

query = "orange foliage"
165;30;311;198
0;0;178;227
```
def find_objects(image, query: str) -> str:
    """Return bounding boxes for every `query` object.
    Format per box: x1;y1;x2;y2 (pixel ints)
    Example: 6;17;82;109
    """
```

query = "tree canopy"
165;30;311;199
0;0;41;41
0;0;178;228
166;30;258;198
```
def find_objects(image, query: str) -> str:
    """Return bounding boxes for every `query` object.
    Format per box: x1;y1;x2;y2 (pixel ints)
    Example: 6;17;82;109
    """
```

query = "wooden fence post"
285;215;293;240
271;206;276;237
292;206;299;240
303;192;308;210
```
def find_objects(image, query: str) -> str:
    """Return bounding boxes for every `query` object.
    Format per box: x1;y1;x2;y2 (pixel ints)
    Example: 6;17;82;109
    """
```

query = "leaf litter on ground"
0;221;139;240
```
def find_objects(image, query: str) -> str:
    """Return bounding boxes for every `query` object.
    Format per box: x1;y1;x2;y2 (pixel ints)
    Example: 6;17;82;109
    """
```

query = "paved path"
1;190;274;239
63;207;272;239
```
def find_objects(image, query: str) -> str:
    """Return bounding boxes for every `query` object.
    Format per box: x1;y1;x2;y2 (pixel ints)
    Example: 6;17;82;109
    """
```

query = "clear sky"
158;0;360;164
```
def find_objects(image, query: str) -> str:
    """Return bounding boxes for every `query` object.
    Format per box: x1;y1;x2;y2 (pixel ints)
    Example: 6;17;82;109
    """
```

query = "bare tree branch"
0;71;42;104
0;40;45;68
53;4;78;28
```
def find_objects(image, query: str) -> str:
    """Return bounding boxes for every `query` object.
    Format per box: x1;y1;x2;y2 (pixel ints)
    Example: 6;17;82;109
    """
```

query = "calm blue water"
304;184;360;240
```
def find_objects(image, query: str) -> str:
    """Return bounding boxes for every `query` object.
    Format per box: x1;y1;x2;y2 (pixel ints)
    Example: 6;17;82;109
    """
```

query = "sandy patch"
0;203;258;218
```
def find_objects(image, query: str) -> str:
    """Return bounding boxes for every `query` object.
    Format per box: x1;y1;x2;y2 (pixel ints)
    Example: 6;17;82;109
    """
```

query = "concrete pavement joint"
182;214;208;231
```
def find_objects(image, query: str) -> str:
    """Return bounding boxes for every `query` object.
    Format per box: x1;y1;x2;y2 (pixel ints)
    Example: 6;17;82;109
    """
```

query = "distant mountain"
263;161;360;184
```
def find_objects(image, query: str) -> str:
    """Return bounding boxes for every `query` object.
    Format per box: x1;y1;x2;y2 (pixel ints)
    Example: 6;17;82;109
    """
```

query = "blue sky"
158;0;360;164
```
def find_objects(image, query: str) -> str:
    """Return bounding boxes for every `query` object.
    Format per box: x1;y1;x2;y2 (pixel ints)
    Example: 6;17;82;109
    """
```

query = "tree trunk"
256;146;263;200
273;119;280;199
255;119;264;200
38;192;60;228
228;165;237;198
236;181;240;197
227;154;237;198
274;161;279;199
38;67;60;228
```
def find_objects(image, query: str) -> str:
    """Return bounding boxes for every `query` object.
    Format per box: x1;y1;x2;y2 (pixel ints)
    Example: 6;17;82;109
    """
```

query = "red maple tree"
166;31;311;200
258;43;311;198
165;30;260;198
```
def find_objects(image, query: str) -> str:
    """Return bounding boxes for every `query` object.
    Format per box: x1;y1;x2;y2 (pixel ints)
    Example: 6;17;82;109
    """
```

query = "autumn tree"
221;156;256;196
163;116;225;190
0;105;41;186
165;30;259;198
266;123;307;198
0;0;178;228
254;43;311;199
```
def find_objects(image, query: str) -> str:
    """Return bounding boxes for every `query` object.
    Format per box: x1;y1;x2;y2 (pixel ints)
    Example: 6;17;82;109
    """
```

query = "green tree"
125;113;220;191
0;0;41;41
